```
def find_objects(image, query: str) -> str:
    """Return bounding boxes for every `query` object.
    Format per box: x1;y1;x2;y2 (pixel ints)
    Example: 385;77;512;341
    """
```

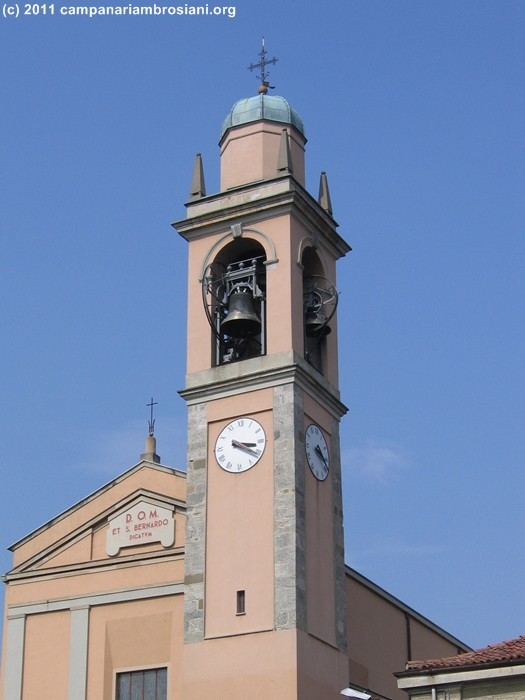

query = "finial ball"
258;84;268;95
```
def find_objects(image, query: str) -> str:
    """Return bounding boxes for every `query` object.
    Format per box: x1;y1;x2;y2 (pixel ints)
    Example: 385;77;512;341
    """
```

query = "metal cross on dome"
146;397;158;436
247;37;278;88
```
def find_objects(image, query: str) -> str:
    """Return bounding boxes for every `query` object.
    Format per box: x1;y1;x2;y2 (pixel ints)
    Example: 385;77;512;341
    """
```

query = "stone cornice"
179;351;348;420
6;580;185;617
172;176;351;261
3;546;185;584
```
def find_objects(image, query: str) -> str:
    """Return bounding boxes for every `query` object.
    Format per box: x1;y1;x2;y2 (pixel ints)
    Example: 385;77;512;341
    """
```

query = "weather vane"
248;37;278;94
146;397;158;436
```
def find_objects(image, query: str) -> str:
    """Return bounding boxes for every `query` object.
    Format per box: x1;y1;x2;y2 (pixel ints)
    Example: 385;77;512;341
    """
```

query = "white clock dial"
214;417;266;473
305;424;330;481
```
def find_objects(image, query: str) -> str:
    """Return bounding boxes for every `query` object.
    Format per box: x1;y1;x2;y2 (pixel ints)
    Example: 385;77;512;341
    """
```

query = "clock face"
305;424;330;481
214;417;266;473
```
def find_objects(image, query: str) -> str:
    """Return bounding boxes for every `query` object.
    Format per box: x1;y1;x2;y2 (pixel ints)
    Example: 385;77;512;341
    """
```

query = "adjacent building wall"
398;672;525;700
402;679;525;700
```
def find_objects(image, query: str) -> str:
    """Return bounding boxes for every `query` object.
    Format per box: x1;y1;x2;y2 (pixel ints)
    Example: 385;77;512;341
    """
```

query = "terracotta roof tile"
406;635;525;672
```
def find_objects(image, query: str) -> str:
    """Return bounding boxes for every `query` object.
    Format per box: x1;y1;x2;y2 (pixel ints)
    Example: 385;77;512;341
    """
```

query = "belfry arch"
301;245;338;376
202;236;267;366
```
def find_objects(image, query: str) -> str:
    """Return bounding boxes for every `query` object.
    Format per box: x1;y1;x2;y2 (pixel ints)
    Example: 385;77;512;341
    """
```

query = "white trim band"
7;581;184;618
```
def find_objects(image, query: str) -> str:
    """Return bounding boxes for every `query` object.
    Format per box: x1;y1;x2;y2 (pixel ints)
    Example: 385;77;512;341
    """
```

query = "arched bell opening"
202;238;267;366
302;247;338;376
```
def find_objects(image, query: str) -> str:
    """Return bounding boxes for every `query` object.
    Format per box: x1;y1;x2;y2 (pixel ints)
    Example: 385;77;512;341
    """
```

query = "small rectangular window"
116;668;167;700
237;590;246;615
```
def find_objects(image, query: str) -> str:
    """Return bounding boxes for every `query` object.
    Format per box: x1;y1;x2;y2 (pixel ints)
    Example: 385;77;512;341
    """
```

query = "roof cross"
247;37;278;88
146;397;158;436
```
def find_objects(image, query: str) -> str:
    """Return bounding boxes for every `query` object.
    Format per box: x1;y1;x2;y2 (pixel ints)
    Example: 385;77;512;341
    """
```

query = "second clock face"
305;424;330;481
214;417;266;473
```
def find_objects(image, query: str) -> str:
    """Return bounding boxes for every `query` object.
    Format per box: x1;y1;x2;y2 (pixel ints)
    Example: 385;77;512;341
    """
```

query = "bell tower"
173;74;351;700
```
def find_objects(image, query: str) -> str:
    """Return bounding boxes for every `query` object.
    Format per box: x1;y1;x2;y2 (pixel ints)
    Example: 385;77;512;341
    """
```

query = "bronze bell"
305;310;332;338
221;290;261;338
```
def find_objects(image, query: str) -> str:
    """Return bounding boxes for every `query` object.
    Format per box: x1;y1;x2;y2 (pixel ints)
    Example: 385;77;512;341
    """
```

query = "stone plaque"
106;500;175;556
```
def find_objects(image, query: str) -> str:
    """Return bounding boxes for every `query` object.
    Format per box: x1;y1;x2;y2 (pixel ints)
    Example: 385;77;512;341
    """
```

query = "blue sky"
1;1;524;651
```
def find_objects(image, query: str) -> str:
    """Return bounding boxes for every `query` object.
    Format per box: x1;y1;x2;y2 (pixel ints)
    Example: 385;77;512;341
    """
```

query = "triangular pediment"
6;461;186;580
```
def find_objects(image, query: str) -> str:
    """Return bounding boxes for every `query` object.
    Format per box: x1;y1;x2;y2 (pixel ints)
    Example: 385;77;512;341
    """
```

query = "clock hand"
231;439;259;456
315;444;328;468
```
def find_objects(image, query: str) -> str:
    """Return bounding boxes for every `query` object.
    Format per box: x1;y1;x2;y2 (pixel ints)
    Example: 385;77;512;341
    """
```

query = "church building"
0;68;469;700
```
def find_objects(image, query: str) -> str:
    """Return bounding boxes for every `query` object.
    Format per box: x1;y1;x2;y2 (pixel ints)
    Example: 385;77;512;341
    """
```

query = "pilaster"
3;614;25;700
67;606;89;700
330;416;347;653
273;382;307;632
183;402;207;643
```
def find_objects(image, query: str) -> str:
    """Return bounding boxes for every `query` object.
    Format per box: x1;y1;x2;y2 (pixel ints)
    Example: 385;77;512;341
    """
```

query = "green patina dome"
220;95;305;141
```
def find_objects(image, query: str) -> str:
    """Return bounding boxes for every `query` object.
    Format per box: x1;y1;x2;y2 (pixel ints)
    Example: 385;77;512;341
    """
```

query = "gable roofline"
345;565;471;653
8;460;186;552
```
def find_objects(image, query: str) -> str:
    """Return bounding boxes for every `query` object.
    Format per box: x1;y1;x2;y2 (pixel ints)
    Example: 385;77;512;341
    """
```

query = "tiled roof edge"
403;635;525;673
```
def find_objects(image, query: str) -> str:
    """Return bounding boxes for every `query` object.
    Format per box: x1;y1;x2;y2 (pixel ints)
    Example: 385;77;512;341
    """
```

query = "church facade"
0;89;468;700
